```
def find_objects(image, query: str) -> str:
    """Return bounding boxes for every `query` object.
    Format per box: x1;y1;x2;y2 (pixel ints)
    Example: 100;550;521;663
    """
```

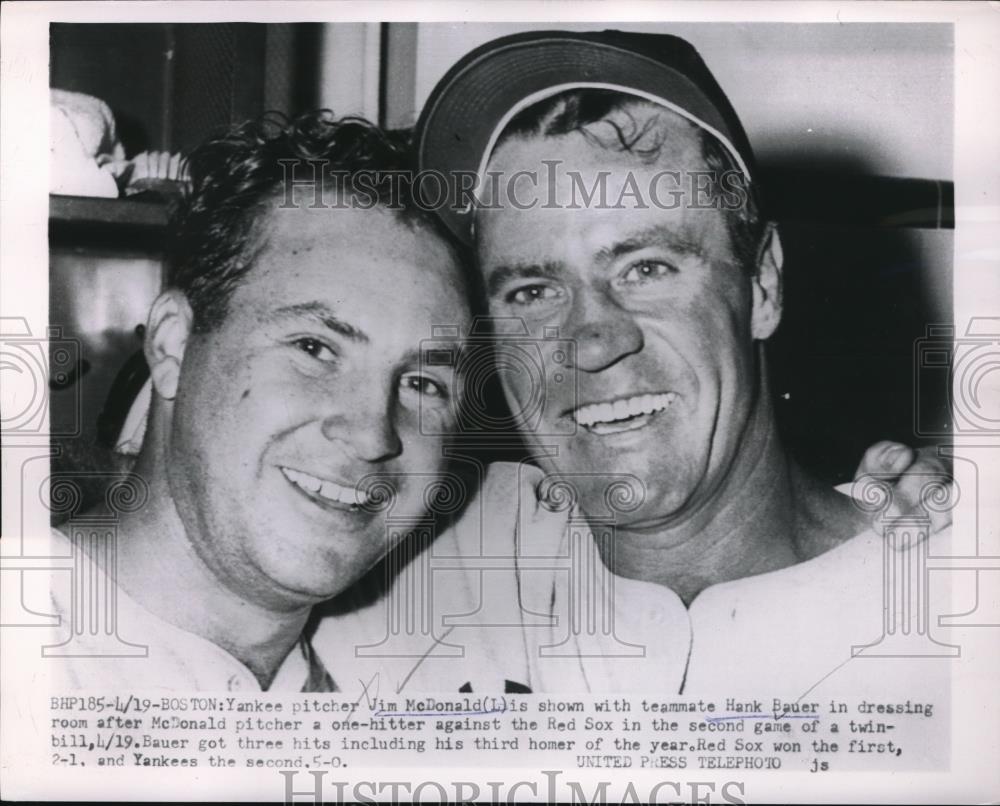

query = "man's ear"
750;222;784;340
144;289;193;401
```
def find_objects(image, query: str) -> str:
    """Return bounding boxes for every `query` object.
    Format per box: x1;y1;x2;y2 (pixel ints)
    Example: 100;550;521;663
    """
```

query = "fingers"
855;440;915;480
892;447;953;534
855;441;954;543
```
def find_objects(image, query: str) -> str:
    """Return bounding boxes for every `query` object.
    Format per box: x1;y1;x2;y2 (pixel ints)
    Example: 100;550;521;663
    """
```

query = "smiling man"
405;30;955;697
38;112;472;691
475;102;843;600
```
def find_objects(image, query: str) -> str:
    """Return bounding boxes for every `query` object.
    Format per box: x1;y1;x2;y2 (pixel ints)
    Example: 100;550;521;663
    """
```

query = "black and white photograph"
1;2;998;803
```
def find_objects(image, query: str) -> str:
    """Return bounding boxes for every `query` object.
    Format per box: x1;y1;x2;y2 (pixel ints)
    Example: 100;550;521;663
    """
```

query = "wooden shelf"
49;195;169;228
49;195;168;251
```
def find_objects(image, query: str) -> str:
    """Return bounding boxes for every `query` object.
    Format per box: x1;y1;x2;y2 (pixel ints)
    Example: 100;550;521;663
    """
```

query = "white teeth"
299;473;321;493
281;467;368;507
571;392;677;428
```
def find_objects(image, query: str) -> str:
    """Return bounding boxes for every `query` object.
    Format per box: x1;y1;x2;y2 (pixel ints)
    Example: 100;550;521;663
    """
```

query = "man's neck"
90;446;312;689
598;375;867;606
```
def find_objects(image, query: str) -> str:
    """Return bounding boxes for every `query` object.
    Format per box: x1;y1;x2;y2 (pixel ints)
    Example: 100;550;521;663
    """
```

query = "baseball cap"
415;29;758;245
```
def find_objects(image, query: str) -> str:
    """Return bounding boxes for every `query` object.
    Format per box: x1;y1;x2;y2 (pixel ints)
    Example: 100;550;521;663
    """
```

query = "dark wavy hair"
169;110;466;331
496;90;766;273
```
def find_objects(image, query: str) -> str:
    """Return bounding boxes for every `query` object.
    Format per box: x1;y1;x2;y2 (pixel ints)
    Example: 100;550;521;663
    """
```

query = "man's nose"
565;289;644;373
320;398;402;464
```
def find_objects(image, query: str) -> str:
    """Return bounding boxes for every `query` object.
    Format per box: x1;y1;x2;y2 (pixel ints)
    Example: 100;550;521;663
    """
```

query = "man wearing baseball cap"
403;30;955;699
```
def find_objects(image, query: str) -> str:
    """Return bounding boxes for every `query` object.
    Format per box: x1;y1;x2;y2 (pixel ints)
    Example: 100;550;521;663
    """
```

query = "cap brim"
416;31;749;245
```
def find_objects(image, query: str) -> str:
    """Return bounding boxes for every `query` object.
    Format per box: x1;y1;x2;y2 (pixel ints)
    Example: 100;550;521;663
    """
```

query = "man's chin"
532;458;693;525
268;566;366;605
257;535;385;602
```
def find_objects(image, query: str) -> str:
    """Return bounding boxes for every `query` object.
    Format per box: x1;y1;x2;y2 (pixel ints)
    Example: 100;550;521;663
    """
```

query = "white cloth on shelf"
50;88;122;198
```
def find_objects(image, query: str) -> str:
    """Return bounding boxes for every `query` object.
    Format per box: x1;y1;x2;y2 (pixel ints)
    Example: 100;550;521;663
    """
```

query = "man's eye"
505;284;562;306
619;261;676;284
292;337;338;363
400;374;448;399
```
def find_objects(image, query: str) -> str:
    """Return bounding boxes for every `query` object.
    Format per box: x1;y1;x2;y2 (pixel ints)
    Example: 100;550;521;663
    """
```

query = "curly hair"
495;89;766;273
168;110;465;331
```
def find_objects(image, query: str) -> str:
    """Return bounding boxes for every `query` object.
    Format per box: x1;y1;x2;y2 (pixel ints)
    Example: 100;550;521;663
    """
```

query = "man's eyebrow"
486;261;564;296
266;302;369;343
595;225;705;262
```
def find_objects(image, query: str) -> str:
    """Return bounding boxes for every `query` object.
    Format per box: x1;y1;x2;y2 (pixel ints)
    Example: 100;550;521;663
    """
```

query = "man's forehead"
231;200;468;320
478;129;709;218
475;142;730;268
478;134;720;236
260;194;450;260
480;212;711;263
486;103;703;168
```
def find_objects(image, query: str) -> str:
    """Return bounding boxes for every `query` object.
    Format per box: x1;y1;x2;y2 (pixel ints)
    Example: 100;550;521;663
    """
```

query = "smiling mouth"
569;392;678;435
280;466;372;511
